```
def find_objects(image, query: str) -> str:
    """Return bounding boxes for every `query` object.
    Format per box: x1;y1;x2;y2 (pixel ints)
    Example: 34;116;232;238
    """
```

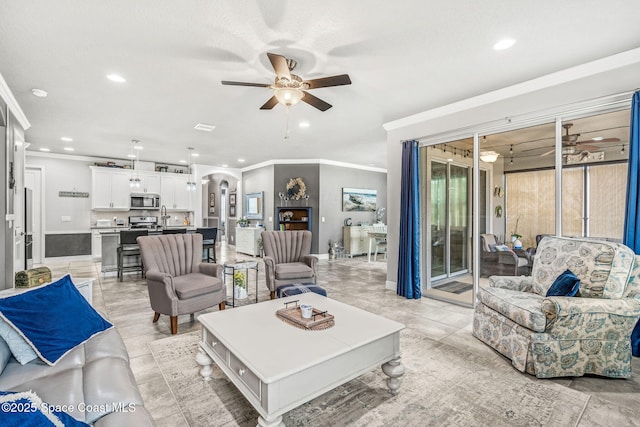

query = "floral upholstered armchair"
473;236;640;378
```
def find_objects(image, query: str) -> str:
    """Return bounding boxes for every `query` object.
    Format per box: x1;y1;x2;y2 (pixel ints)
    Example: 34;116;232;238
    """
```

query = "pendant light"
129;140;142;189
186;147;197;191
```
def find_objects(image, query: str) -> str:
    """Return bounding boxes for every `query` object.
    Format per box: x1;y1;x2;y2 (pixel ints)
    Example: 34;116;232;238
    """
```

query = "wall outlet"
61;216;71;222
268;216;273;222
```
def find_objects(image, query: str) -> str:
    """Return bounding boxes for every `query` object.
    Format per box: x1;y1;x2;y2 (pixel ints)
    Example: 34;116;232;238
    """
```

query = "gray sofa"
0;327;154;425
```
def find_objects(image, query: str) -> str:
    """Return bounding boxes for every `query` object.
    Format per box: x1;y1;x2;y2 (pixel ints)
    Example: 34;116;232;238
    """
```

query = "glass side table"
223;259;259;307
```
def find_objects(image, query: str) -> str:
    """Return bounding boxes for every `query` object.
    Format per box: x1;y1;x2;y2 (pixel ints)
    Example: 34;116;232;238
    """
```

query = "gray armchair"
137;233;226;334
261;230;318;299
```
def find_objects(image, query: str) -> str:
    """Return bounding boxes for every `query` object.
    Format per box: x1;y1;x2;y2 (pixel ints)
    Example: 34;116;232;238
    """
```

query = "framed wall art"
229;193;236;206
342;187;377;212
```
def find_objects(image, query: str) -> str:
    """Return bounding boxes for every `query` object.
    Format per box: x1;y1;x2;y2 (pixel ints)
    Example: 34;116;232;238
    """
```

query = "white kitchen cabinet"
160;174;191;210
91;167;131;210
235;227;263;256
138;172;161;194
343;225;373;257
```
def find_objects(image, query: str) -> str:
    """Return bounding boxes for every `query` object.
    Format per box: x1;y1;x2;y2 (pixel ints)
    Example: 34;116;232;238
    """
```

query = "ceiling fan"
221;52;351;111
540;123;620;157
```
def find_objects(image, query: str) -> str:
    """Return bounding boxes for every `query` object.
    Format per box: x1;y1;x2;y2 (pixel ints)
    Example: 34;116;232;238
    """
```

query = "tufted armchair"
261;230;318;299
137;233;226;334
473;236;640;378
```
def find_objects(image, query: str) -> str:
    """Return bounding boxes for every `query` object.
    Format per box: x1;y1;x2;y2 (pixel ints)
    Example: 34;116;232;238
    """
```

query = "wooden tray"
276;305;335;331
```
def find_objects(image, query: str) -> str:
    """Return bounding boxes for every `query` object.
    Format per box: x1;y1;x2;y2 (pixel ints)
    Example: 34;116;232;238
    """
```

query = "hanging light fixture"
479;151;500;163
186;147;197;191
129;140;142;189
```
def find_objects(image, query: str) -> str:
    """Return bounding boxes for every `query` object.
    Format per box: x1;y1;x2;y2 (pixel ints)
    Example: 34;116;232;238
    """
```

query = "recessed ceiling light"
221;164;228;168
63;147;74;152
493;38;516;50
237;158;245;163
591;136;604;141
191;153;199;157
127;154;136;158
299;122;310;128
31;88;48;97
194;123;216;132
133;145;143;150
106;74;126;83
179;160;187;163
39;148;50;152
61;137;73;142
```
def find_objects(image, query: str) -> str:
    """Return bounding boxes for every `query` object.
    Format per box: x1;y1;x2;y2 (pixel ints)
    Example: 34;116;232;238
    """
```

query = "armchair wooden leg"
153;312;160;323
170;316;178;335
270;291;276;300
219;301;226;310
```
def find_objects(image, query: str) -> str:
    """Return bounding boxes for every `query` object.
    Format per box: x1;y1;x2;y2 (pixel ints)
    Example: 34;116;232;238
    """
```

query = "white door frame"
25;165;45;265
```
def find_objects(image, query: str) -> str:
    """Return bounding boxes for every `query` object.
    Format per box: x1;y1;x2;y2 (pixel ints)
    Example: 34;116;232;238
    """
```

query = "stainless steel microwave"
130;193;160;210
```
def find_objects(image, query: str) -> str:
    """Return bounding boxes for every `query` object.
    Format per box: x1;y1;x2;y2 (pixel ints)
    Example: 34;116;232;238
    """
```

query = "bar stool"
196;227;218;263
117;229;148;282
161;228;187;234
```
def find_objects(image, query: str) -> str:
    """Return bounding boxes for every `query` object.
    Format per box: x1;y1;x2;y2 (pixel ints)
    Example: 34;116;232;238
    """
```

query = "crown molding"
0;72;31;130
241;158;387;174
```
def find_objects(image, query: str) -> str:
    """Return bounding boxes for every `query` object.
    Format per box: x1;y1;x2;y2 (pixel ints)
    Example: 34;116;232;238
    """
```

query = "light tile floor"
47;243;640;426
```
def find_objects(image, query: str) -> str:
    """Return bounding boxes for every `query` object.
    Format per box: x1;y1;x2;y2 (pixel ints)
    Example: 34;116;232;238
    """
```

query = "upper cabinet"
160;174;191;210
91;167;192;211
91;167;131;210
138;172;161;194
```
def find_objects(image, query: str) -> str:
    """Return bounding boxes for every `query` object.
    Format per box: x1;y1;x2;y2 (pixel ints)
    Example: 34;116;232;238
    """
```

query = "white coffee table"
196;293;405;427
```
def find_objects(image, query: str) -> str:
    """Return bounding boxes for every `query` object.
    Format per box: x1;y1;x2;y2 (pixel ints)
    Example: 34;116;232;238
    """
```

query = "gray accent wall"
241;163;387;256
242;165;274;229
319;164;387;255
274;164;320;253
45;233;91;257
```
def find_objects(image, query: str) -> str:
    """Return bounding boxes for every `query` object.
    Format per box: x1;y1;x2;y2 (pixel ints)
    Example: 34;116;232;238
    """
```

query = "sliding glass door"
430;160;470;280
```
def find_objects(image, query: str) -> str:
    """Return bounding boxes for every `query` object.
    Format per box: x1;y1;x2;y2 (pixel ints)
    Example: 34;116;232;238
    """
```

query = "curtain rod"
403;88;637;145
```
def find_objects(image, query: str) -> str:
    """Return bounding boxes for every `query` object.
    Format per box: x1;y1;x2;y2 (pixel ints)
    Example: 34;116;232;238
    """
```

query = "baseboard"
315;253;329;260
385;280;395;291
42;255;96;264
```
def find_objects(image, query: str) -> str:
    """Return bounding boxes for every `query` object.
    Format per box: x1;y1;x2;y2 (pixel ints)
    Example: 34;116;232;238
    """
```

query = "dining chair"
196;227;218;263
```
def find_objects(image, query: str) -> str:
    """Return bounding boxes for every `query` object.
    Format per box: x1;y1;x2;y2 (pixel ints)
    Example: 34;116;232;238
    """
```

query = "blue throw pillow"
546;269;581;297
0;390;89;426
0;274;112;365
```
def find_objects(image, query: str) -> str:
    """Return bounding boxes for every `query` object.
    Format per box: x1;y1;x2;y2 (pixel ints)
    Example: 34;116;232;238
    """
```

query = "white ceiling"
1;0;639;170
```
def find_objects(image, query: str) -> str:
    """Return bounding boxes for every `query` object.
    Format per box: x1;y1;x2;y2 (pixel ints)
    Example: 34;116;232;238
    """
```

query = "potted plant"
237;217;250;227
233;271;248;299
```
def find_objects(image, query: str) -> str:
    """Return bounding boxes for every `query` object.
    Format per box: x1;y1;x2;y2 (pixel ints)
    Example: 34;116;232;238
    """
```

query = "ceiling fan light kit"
480;151;500;163
222;52;351;111
274;87;304;106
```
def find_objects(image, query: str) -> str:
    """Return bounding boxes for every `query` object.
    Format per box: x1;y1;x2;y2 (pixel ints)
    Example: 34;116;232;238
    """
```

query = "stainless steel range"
129;216;158;229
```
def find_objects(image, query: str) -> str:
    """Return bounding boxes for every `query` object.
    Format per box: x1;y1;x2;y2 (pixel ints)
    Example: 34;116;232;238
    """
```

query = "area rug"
149;330;590;427
433;281;473;294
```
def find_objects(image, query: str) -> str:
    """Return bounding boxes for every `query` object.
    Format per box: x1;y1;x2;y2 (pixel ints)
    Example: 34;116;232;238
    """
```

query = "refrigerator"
24;188;33;270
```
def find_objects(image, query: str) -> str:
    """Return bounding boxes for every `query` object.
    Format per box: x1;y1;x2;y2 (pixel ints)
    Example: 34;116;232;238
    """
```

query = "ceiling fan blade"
301;91;332;111
221;81;271;87
591;137;621;143
541;148;555;157
260;96;279;110
576;144;598;151
305;74;352;89
267;53;291;80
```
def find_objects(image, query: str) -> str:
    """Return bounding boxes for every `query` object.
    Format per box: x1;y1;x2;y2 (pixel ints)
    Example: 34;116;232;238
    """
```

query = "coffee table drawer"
204;331;229;361
229;354;261;399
